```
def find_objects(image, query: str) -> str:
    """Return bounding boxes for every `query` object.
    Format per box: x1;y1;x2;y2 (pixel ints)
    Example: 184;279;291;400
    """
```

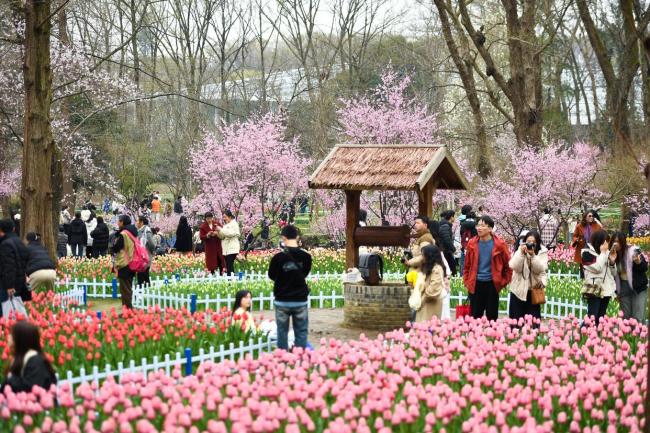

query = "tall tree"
431;0;491;177
575;0;650;152
19;0;57;257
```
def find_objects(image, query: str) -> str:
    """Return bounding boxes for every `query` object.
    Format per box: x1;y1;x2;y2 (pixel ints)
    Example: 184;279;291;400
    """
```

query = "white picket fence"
58;336;272;391
57;269;580;301
447;293;587;319
133;287;346;312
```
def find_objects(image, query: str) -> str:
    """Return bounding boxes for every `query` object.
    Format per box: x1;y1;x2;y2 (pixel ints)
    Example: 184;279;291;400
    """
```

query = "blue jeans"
275;304;309;350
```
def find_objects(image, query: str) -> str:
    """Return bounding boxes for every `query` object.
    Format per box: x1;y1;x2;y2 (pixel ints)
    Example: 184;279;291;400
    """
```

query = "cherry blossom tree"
475;141;609;242
191;112;311;228
335;68;442;226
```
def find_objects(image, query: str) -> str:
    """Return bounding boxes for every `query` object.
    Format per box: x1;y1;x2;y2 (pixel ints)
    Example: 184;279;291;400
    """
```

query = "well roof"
308;144;469;191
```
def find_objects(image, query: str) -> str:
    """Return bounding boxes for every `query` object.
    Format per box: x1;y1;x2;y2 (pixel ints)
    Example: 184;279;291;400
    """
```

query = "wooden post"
345;190;361;269
417;181;436;218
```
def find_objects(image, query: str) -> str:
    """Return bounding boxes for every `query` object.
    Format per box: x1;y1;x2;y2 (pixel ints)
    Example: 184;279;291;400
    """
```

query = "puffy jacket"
26;241;55;275
632;252;648;293
57;232;68;257
0;233;29;302
508;247;548;301
581;244;616;298
90;223;110;251
68;218;87;245
220;220;241;256
463;234;513;294
438;220;455;253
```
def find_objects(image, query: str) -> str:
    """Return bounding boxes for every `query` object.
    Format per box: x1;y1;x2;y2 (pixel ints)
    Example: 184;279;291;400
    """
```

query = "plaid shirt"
539;214;559;248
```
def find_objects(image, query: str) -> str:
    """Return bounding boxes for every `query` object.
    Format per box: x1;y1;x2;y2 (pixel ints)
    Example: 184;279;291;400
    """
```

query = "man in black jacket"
0;219;30;313
438;210;457;275
90;216;110;257
68;211;87;257
268;225;312;350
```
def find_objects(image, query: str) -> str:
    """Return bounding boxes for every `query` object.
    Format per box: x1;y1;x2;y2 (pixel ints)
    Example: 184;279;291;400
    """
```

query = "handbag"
581;265;608;298
2;296;28;320
526;260;546;305
522;256;546;305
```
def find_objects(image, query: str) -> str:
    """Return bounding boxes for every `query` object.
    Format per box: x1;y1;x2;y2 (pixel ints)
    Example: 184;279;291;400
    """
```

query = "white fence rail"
58;336;272;391
447;293;587;319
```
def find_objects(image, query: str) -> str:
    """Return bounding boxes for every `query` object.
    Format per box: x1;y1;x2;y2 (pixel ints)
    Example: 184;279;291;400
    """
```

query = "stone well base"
343;282;411;331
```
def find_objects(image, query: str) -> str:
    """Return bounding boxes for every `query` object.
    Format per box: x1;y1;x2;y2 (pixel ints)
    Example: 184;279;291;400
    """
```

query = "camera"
525;242;535;251
401;249;413;264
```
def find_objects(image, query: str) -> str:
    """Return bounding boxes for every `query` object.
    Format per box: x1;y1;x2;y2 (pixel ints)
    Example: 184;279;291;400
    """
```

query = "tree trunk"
21;0;57;259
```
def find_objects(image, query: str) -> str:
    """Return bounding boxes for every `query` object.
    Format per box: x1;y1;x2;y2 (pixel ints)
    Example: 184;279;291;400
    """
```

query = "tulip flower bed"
1;315;645;432
56;249;408;281
628;236;650;251
0;292;261;380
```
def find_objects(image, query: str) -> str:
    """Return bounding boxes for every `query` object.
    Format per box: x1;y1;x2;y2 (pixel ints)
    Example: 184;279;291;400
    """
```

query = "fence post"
184;348;192;376
83;285;87;306
176;273;181;282
190;294;197;314
112;278;118;299
97;311;102;320
238;271;243;281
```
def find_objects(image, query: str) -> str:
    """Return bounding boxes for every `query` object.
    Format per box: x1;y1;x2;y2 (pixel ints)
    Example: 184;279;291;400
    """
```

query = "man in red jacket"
463;215;513;320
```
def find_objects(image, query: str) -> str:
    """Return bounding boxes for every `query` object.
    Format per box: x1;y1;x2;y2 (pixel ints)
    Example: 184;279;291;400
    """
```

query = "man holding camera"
462;215;512;320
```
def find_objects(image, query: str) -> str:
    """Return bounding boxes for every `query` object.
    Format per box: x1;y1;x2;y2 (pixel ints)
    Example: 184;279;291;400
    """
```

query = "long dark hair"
611;231;628;264
7;321;56;379
590;230;608;253
523;230;542;254
178;216;190;230
233;290;252;312
580;209;597;226
421;245;446;278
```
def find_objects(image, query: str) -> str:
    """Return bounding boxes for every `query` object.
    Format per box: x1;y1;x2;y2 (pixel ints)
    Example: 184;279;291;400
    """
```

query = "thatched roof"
308;144;469;191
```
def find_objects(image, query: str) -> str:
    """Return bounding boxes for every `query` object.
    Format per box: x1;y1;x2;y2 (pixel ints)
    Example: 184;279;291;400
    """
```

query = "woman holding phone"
572;210;603;278
611;231;648;322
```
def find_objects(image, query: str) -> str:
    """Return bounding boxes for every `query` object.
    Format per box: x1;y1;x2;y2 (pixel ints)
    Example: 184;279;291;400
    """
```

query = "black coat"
68;218;88;245
90;222;110;251
0;232;29;302
26;241;55;275
438;220;455;253
633;254;648;293
175;225;193;252
57;232;68;257
1;352;57;393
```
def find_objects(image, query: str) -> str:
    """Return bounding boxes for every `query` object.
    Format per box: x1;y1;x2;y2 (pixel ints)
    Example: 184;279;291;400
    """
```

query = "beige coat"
414;264;444;322
508;247;548;302
582;244;617;298
220;220;241;256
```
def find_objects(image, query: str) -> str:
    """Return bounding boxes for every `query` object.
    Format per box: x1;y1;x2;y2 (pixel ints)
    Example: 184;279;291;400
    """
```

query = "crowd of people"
404;206;648;327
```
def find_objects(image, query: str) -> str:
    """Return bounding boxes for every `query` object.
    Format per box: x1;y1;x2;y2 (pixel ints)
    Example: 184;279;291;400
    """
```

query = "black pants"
86;245;93;258
118;267;134;309
586;296;610;326
225;254;237;276
137;267;151;287
509;291;541;321
92;247;107;258
471;280;499;321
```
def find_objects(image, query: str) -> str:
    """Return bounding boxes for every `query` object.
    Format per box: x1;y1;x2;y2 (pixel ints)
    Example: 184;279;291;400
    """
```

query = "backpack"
460;220;477;250
122;230;149;273
359;253;383;285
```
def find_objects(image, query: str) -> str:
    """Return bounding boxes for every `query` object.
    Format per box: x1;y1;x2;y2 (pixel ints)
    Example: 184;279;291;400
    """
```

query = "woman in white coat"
508;230;547;322
581;230;616;326
219;210;241;276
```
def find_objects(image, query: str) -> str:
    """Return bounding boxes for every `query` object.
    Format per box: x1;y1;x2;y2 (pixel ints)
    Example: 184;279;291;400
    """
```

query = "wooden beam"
345;190;361;270
417;180;437;218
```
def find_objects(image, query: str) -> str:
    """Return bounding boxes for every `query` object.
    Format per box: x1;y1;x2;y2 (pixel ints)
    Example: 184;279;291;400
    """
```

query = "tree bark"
21;0;57;259
432;0;491;177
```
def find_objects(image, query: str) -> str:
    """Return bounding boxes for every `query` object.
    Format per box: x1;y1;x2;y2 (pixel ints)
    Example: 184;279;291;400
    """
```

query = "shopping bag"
455;298;471;319
2;296;28;320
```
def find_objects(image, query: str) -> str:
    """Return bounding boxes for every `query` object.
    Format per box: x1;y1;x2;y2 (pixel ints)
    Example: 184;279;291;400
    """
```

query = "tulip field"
56;247;585;282
1;314;645;433
0;292;260;380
